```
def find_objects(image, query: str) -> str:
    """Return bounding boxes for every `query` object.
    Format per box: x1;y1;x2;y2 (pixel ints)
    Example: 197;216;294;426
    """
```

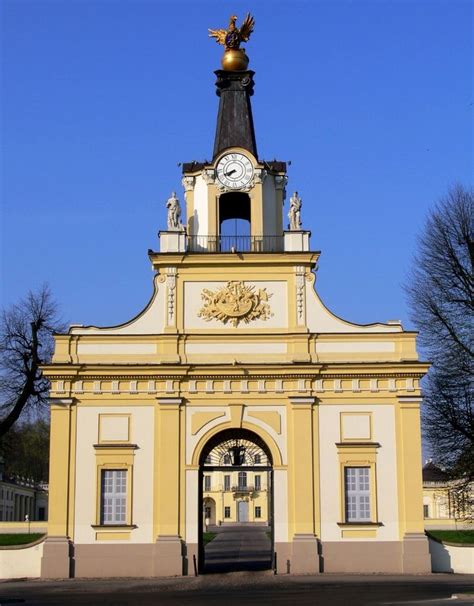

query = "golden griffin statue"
209;14;255;71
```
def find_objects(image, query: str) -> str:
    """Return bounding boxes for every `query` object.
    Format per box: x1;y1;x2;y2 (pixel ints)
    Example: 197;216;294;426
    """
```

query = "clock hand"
225;169;237;176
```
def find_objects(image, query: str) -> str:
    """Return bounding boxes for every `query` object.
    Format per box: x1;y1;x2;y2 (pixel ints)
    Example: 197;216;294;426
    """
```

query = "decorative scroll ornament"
295;266;305;323
198;281;273;327
166;267;177;325
254;168;267;185
275;175;288;201
181;176;195;192
202;169;216;185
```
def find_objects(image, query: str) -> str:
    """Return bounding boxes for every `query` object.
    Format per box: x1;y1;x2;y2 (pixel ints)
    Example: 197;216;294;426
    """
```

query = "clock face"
216;153;254;189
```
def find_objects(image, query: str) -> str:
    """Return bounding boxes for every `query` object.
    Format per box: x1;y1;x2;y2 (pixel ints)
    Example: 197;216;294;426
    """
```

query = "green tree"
0;419;50;482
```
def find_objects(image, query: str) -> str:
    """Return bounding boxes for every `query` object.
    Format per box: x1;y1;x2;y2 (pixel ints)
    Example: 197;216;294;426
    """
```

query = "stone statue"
166;191;184;231
288;191;302;230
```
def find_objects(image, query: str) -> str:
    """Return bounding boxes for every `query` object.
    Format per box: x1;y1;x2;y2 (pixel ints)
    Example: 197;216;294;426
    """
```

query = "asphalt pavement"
1;528;473;605
204;524;272;573
0;574;473;606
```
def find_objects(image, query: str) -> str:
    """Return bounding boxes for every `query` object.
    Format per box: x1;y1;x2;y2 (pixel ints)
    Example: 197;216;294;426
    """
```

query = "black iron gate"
197;428;274;573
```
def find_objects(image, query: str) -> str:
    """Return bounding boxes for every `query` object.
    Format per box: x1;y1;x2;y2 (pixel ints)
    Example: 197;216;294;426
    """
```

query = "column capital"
50;398;76;408
289;396;316;408
156;397;184;408
397;396;423;408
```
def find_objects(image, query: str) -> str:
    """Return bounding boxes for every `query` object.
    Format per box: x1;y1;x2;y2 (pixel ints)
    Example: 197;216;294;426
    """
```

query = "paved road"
204;524;272;573
0;574;473;606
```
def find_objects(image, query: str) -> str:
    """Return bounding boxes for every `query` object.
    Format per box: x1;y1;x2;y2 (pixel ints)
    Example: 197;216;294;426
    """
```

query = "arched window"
219;192;251;251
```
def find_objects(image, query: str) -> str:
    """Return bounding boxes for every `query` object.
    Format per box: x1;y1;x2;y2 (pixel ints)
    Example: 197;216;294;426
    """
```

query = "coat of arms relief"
198;281;273;327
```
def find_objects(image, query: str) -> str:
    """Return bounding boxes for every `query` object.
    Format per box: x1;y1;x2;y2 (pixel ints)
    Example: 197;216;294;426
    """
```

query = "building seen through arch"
40;17;431;578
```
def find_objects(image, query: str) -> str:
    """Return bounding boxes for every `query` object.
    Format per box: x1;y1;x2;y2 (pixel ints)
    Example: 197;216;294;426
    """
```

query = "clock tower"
160;47;308;254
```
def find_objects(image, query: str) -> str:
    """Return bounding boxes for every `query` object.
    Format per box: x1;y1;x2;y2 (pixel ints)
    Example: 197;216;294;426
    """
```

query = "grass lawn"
203;532;217;546
427;530;474;544
0;533;45;546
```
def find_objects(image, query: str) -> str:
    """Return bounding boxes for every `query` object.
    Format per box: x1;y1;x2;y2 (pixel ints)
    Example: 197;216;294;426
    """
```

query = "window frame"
238;471;247;489
224;506;231;518
344;466;371;523
337;443;379;528
93;444;136;529
100;469;128;526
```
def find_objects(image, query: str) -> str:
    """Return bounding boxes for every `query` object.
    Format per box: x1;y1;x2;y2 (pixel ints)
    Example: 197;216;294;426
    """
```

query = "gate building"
41;18;431;577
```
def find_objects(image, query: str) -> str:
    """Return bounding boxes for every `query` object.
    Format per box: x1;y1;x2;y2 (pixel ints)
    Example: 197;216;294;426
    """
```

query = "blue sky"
1;0;472;332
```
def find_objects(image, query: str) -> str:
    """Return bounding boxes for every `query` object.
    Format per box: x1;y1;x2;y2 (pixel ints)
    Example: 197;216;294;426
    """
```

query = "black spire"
213;70;258;160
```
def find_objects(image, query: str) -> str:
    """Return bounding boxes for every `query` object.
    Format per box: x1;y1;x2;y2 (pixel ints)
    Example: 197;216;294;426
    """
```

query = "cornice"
148;251;320;268
46;370;426;381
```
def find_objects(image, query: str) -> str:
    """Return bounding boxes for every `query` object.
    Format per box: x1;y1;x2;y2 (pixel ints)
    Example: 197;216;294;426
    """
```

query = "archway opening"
218;192;251;252
199;428;274;574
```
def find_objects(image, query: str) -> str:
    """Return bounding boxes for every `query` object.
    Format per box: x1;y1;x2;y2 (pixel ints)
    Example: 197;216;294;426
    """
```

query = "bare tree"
406;184;473;489
0;285;65;438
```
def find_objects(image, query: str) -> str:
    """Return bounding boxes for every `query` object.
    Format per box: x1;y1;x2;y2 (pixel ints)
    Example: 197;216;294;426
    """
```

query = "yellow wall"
42;247;429;557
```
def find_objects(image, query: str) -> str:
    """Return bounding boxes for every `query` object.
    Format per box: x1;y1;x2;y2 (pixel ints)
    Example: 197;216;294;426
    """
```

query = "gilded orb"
221;49;249;71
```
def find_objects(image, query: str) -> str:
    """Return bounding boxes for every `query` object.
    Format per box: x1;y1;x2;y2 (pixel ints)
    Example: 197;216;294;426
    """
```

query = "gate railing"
187;235;283;253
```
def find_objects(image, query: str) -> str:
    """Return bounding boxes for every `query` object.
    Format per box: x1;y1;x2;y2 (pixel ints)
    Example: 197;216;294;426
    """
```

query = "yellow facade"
203;471;269;525
422;462;473;529
40;33;432;578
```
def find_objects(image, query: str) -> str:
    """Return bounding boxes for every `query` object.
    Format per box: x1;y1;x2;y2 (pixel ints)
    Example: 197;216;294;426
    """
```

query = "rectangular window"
423;504;429;518
224;506;231;518
344;467;370;522
255;506;261;518
254;475;261;491
204;475;211;491
101;470;127;525
224;475;230;491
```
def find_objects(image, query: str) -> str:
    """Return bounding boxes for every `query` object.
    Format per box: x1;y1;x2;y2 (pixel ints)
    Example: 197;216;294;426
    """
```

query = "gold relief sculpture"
198;281;273;327
209;14;255;71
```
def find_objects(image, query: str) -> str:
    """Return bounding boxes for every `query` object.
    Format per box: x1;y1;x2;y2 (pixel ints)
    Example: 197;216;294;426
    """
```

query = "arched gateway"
198;429;274;572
